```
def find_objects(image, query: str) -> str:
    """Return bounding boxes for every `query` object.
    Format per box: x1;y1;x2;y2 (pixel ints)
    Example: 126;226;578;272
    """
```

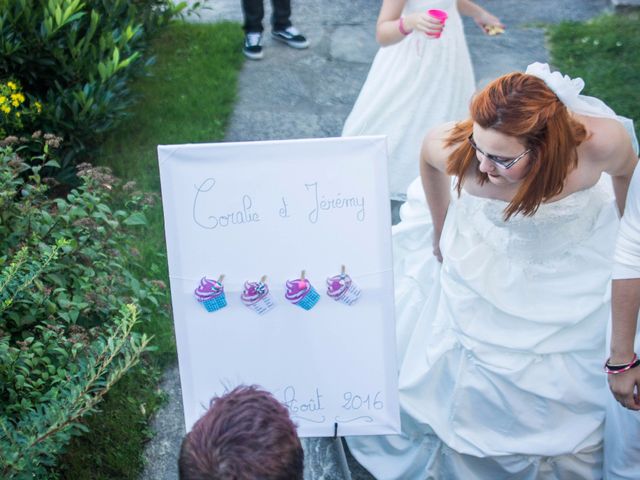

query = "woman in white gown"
342;0;502;200
347;64;639;479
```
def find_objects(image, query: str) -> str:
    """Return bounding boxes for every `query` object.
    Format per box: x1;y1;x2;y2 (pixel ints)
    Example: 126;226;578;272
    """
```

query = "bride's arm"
420;125;453;262
595;118;638;214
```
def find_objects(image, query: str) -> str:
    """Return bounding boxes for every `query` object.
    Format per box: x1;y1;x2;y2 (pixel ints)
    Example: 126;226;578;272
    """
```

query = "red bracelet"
604;353;640;374
398;16;412;36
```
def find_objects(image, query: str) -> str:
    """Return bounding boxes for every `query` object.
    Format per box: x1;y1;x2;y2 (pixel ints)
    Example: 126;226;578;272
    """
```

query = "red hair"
179;385;303;480
446;72;587;220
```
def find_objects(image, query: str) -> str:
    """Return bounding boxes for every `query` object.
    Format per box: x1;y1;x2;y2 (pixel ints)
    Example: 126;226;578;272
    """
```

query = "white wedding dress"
346;63;639;480
347;175;619;479
342;0;475;200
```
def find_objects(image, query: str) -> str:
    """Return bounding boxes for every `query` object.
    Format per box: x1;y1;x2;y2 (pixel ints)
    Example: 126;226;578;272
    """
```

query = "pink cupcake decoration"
327;265;361;306
241;275;275;315
194;275;227;312
285;270;320;311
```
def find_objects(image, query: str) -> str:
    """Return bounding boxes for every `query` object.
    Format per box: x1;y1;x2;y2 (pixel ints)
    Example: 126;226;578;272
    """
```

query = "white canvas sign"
158;136;399;437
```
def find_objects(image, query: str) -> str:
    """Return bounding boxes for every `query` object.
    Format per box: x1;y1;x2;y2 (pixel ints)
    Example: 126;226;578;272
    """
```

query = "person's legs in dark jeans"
241;0;265;33
241;0;266;59
270;0;291;31
270;0;308;48
242;0;306;56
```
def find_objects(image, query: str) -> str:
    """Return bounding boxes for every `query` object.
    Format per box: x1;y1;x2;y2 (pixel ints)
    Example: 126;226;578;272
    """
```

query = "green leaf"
123;212;147;226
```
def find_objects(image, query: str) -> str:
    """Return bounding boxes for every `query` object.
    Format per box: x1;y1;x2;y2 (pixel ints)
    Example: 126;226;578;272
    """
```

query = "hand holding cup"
426;9;448;38
404;10;446;38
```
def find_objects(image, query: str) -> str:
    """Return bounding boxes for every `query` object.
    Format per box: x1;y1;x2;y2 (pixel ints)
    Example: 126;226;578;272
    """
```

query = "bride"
347;64;638;479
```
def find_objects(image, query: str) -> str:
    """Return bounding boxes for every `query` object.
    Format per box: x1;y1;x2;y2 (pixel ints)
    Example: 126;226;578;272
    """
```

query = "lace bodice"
455;182;615;263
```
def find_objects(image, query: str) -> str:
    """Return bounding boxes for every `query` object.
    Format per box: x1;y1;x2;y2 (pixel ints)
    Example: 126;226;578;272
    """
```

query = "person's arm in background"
375;0;444;46
420;123;457;262
609;279;640;410
456;0;503;34
609;162;640;411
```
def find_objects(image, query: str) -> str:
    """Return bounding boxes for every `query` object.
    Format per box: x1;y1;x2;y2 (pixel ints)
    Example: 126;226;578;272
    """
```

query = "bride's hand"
404;12;444;37
432;238;443;263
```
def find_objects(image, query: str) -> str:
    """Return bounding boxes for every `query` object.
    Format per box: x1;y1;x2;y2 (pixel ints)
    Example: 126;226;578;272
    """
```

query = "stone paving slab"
141;1;613;478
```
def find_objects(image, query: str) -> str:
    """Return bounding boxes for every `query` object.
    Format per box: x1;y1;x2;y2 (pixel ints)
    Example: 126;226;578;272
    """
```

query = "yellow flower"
35;101;42;113
11;99;18;107
0;96;6;104
1;105;10;114
7;81;17;90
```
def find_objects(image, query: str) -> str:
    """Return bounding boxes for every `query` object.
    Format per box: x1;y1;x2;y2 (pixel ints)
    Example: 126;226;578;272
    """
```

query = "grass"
548;11;640;140
55;20;244;479
98;20;244;191
57;364;164;479
96;20;244;364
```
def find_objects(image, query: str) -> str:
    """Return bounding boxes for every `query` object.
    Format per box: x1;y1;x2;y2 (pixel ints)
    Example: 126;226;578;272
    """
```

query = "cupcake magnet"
285;270;320;311
194;275;227;312
327;265;361;306
241;275;275;315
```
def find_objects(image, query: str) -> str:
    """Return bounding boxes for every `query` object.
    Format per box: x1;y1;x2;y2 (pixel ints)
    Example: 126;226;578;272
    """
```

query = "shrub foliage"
0;147;166;478
0;0;183;167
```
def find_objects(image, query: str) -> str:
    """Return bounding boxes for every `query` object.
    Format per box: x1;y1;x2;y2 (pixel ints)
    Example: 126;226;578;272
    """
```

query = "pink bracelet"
398;16;412;36
604;353;640;374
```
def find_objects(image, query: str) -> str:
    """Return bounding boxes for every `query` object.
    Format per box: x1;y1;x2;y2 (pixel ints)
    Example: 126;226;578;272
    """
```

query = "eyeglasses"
467;134;531;170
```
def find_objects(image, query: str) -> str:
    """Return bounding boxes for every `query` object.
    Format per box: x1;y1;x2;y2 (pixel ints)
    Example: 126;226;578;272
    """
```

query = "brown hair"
446;72;587;220
179;385;304;480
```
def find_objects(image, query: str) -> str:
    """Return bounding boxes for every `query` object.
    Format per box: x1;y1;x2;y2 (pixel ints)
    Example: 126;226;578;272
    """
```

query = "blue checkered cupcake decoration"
285;271;321;311
194;276;227;313
202;295;228;312
297;287;320;310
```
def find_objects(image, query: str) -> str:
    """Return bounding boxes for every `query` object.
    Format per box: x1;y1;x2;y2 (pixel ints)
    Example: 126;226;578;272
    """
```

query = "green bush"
0;150;165;331
0;300;150;479
0;146;167;477
0;0;183;168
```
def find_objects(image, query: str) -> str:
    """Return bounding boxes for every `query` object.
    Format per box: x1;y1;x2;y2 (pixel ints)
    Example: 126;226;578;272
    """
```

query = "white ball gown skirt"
347;177;618;479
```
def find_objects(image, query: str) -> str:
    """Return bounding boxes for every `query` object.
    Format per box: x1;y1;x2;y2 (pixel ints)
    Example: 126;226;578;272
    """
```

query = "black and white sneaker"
271;26;309;49
243;32;263;60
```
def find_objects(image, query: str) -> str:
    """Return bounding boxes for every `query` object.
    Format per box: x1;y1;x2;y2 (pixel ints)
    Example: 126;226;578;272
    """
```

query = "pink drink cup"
427;9;448;38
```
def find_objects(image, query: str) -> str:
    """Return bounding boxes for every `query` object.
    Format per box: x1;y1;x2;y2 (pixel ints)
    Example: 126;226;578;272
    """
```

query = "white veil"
526;62;639;154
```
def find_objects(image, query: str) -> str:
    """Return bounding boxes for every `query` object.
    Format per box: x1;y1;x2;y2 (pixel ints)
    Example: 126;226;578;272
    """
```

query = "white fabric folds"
347;177;616;479
346;64;639;479
342;0;475;199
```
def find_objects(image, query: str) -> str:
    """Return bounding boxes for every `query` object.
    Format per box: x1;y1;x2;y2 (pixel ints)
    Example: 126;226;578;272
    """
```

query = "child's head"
179;385;304;480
